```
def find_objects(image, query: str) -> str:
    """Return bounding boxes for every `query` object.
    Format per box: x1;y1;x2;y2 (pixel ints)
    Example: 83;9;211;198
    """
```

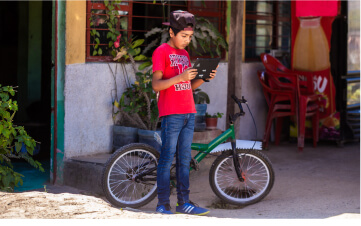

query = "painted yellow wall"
66;0;86;65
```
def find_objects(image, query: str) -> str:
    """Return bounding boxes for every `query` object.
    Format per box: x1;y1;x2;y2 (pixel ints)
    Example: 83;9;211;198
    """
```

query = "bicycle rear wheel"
102;143;160;208
209;149;275;206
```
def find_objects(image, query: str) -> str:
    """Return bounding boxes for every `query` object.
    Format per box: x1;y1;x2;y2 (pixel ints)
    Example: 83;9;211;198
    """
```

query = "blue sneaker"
176;202;209;216
156;204;173;214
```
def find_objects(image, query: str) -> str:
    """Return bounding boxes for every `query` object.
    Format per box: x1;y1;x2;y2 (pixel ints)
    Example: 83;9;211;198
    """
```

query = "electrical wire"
195;100;259;158
244;101;258;150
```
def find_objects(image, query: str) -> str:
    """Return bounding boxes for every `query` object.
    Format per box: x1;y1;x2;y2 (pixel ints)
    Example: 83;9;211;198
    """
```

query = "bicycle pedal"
191;158;199;171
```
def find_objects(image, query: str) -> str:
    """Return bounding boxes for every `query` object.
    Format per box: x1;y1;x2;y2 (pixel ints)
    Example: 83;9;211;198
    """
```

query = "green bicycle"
102;95;275;208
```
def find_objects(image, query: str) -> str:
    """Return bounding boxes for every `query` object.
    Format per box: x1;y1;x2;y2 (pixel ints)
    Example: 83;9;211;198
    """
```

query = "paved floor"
138;140;360;219
39;139;360;220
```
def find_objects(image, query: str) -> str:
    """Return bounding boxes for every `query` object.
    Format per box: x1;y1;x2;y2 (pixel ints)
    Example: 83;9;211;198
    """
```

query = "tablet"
192;58;220;80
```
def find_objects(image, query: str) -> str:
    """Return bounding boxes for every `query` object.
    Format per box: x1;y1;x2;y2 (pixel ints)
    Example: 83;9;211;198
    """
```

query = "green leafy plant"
88;1;158;130
89;0;152;70
143;17;229;57
88;1;226;131
193;89;210;105
89;0;123;57
0;85;44;192
205;112;224;118
110;33;158;130
113;69;159;131
112;34;152;73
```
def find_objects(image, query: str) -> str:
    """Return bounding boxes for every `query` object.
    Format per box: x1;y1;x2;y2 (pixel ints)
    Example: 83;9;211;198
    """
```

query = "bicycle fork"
231;139;245;182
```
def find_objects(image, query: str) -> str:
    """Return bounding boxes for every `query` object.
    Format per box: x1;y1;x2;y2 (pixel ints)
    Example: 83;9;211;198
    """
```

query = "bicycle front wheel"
209;149;275;206
102;143;160;208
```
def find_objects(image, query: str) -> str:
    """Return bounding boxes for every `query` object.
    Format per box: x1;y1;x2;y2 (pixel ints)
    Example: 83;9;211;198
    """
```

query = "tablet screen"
192;58;220;80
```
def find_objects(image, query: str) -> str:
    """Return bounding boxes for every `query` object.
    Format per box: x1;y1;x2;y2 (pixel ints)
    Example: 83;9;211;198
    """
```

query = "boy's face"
169;28;194;50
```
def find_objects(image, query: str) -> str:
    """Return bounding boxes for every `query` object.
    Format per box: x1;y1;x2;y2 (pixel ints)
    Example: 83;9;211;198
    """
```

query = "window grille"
86;0;227;62
245;1;291;61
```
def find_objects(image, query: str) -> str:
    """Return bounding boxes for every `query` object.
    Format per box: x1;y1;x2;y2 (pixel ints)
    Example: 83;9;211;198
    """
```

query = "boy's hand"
206;65;219;81
180;68;198;82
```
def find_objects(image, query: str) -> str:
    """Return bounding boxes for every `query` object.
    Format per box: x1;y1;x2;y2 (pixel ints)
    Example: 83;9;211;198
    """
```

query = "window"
245;1;291;61
86;0;227;62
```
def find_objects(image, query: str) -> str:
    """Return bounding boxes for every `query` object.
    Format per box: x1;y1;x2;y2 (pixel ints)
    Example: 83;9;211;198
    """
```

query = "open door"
0;1;53;190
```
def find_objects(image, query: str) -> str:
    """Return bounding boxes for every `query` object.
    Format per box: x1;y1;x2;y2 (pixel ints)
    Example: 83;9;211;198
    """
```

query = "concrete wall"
62;1;267;158
237;62;267;141
63;62;229;158
64;61;267;158
64;63;136;158
199;62;228;131
202;61;267;141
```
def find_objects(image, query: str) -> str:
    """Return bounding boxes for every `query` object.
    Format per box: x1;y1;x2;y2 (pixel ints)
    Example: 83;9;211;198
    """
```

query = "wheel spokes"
108;150;157;203
216;154;270;201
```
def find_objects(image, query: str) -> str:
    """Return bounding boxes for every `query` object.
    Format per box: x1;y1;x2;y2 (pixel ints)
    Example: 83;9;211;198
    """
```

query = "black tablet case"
192;58;220;80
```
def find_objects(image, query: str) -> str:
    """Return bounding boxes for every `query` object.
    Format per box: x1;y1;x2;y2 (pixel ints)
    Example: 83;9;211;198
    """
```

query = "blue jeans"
157;113;195;206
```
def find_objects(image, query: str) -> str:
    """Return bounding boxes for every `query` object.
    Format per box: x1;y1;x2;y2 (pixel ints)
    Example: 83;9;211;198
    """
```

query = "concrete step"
63;129;223;195
64;153;110;195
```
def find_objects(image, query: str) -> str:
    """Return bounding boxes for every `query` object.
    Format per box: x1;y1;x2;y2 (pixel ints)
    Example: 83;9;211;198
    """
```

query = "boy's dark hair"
169;23;193;36
169;26;180;36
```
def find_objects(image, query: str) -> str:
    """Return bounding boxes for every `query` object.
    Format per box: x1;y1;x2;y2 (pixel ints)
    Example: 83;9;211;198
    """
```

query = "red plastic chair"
261;53;292;73
258;70;321;151
296;72;320;150
261;53;314;95
268;70;321;151
261;53;321;151
257;70;297;150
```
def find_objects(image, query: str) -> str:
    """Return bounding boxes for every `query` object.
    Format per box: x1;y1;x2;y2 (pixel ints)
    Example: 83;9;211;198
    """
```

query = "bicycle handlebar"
231;95;246;115
229;95;258;143
229;95;247;124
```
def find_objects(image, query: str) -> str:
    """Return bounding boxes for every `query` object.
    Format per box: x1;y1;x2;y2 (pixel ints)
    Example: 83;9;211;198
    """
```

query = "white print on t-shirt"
174;81;191;91
169;54;189;74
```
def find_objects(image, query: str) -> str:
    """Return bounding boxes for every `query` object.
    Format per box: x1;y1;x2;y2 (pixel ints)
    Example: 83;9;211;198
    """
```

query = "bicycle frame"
137;96;248;181
102;96;275;208
191;107;245;182
191;124;235;168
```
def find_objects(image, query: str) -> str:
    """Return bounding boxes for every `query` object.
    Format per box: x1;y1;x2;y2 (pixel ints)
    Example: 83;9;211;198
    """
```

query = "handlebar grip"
231;95;244;113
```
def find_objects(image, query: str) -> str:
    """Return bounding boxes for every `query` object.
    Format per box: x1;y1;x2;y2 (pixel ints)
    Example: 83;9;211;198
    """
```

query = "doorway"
0;1;53;191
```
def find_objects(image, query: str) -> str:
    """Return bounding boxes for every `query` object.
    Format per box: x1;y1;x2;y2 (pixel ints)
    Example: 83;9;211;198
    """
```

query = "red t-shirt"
152;43;196;117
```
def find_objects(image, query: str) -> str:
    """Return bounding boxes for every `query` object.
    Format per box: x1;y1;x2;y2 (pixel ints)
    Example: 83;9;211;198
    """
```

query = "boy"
152;10;217;215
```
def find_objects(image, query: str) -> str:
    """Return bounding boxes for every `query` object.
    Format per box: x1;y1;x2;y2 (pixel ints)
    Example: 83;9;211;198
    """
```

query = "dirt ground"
0;184;206;220
0;141;360;223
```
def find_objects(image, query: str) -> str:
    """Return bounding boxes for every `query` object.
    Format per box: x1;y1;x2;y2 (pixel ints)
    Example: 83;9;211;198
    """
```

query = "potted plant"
90;3;160;152
205;112;224;130
89;0;151;150
112;67;161;152
193;89;210;132
110;35;160;152
108;35;151;151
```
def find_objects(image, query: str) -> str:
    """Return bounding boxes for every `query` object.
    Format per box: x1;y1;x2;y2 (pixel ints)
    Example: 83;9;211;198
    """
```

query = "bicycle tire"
102;143;160;208
209;149;275;206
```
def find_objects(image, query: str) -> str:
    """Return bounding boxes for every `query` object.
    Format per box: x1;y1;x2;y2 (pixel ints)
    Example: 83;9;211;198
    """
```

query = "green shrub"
0;85;44;192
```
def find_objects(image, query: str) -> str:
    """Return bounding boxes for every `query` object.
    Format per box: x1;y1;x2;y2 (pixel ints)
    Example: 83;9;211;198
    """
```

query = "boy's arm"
191;79;205;90
152;68;198;92
191;69;217;90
